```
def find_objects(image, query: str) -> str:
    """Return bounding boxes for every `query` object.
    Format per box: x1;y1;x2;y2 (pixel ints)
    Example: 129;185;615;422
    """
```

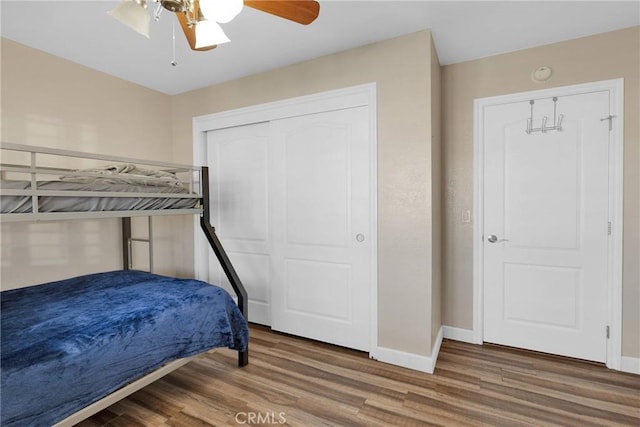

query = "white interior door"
270;107;372;351
206;123;271;325
483;90;610;363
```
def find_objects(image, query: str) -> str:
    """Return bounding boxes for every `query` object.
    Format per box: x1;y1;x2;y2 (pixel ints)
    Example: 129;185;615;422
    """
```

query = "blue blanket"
1;270;249;426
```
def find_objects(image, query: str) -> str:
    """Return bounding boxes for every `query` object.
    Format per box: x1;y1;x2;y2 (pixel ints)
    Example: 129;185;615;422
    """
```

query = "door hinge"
606;325;610;339
600;115;615;131
608;221;612;236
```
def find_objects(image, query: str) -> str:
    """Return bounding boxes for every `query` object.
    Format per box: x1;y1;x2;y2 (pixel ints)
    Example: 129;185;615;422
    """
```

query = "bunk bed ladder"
199;166;249;367
121;217;154;272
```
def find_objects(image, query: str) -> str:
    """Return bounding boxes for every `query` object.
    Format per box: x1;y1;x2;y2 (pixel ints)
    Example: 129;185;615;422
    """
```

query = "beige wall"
430;36;443;348
171;31;438;356
442;26;640;358
0;39;175;289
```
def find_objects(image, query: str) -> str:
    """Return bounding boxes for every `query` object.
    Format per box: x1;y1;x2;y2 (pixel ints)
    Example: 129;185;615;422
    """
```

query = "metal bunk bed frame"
1;142;248;367
121;167;248;367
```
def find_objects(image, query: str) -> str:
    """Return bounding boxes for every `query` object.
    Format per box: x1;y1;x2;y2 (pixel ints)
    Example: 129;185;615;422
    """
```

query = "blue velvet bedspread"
0;270;249;427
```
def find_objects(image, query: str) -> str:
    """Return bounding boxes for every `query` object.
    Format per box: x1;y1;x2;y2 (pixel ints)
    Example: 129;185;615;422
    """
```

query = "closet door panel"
206;123;271;325
285;126;350;248
270;106;372;351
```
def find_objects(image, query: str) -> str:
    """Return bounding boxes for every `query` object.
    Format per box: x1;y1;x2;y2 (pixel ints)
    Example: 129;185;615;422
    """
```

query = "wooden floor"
79;324;639;426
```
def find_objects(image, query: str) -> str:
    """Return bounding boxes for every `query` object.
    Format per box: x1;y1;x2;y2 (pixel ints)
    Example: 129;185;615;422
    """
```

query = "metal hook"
525;97;563;134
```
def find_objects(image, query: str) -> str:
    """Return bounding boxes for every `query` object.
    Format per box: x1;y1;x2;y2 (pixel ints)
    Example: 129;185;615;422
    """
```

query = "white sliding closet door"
206;106;373;352
270;107;372;352
206;123;272;325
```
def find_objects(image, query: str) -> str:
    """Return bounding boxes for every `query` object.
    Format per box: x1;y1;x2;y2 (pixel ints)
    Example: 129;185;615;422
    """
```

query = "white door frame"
192;83;379;356
473;79;624;370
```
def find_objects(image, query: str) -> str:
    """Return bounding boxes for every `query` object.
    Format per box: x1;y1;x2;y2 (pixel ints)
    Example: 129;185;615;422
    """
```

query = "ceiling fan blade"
244;0;320;25
176;0;218;51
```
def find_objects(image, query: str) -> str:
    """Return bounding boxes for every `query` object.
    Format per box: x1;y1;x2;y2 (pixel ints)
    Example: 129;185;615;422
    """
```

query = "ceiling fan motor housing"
160;0;189;13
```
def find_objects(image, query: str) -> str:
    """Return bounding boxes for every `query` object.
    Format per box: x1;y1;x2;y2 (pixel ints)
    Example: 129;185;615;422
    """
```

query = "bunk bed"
0;143;249;427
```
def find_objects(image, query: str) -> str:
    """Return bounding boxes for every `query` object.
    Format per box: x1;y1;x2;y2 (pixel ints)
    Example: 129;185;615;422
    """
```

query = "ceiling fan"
108;0;320;51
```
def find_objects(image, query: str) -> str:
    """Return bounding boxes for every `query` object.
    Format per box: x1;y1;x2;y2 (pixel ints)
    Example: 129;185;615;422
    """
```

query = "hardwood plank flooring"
78;324;640;426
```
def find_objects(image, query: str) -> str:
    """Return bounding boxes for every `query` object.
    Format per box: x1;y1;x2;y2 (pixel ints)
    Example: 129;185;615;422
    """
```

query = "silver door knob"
487;235;509;243
356;233;365;242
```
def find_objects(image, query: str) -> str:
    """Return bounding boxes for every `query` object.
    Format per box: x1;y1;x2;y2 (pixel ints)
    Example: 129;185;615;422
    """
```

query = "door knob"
487;235;509;243
356;233;365;242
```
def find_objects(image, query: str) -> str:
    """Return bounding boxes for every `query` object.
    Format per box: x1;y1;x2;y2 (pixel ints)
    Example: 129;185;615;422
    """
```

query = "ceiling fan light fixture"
108;0;151;38
195;19;230;48
199;0;243;24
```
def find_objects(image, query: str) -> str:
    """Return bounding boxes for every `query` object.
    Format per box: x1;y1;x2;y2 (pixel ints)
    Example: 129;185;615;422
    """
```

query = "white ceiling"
2;1;638;95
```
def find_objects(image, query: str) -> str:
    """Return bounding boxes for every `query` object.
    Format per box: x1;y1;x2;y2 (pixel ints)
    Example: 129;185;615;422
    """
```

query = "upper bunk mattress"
0;180;198;213
0;270;249;427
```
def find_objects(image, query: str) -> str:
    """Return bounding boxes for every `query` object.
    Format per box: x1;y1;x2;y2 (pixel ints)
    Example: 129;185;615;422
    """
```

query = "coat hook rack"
526;97;563;134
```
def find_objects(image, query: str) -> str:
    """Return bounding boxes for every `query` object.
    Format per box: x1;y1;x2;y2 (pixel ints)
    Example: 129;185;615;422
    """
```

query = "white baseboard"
621;356;640;375
432;326;444;370
375;326;443;374
442;325;476;344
